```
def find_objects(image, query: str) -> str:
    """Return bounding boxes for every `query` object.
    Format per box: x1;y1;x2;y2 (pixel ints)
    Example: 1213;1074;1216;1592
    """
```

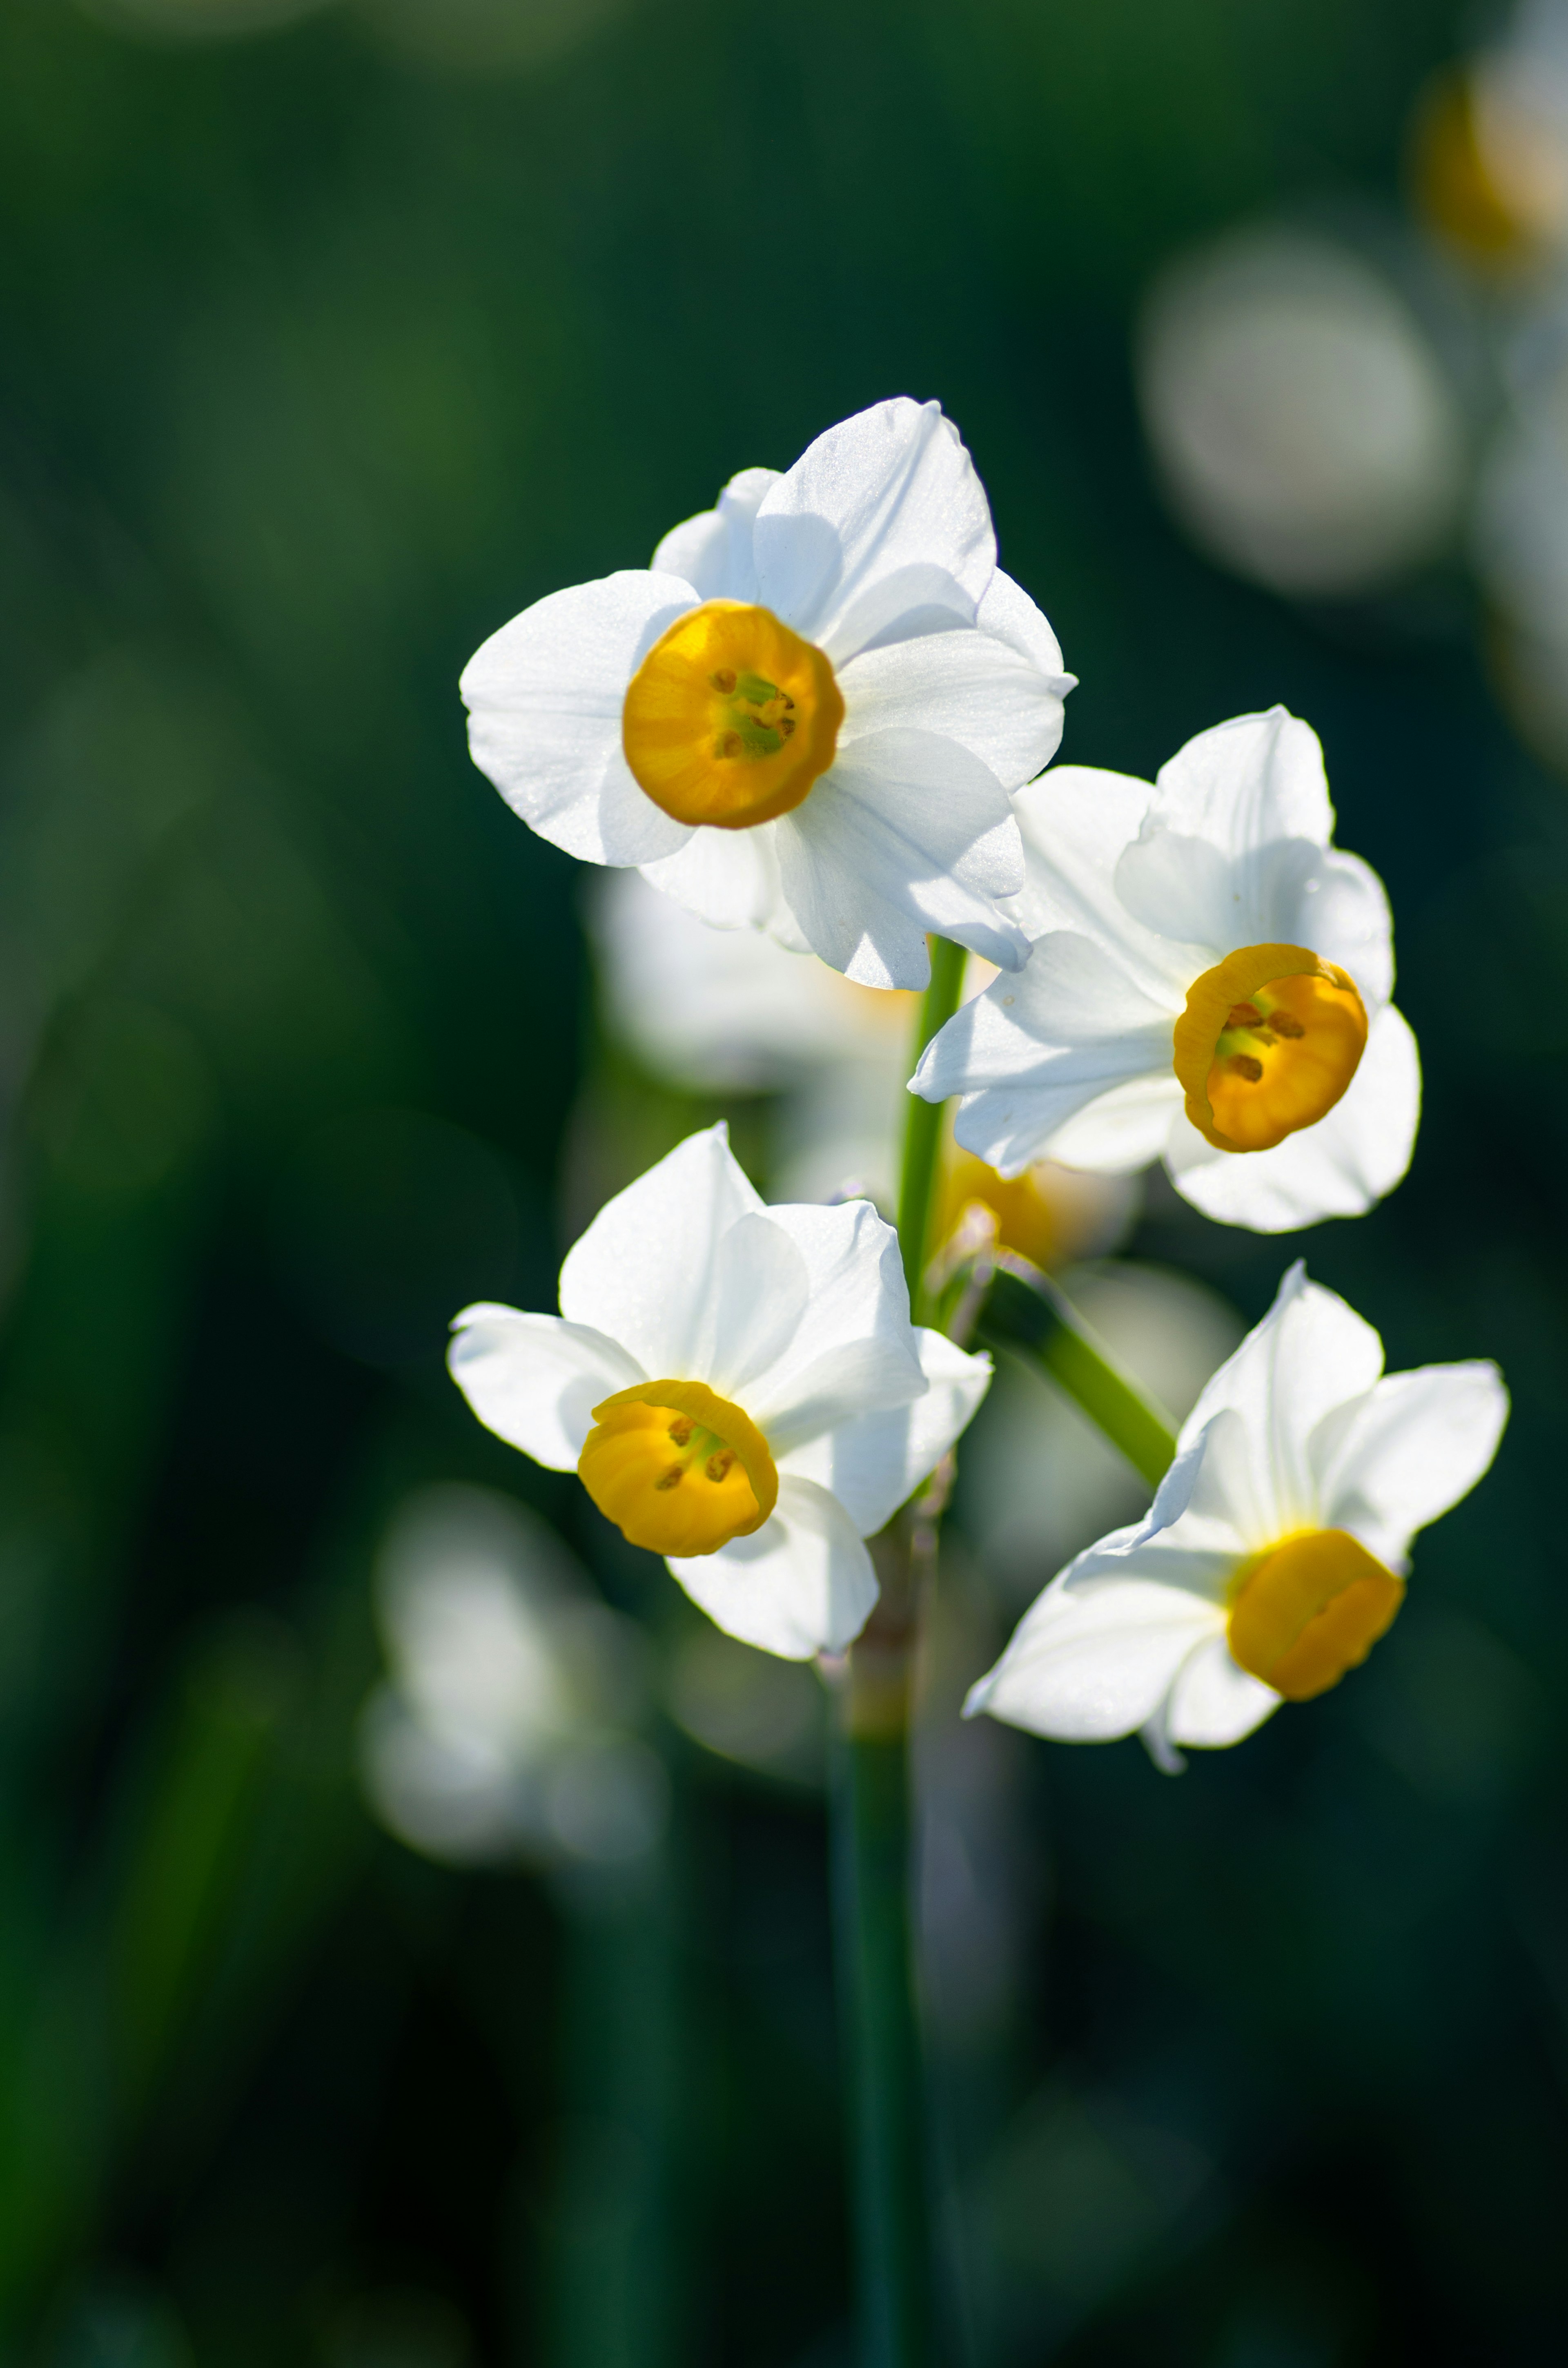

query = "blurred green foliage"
0;0;1564;2362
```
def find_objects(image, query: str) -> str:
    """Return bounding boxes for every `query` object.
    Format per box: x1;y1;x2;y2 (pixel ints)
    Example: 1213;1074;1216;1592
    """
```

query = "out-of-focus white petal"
755;398;996;661
918;934;1177;1175
1162;1634;1281;1748
461;571;697;865
639;821;789;935
1008;769;1199;1001
1150;707;1335;852
1166;1002;1420;1232
1310;1361;1510;1572
651;466;779;602
775;730;1029;988
557;1124;763;1377
739;1200;924;1441
667;1475;879;1658
1177;1266;1385;1544
779;1329;991;1534
448;1308;646;1471
838;618;1070;792
966;1565;1227;1741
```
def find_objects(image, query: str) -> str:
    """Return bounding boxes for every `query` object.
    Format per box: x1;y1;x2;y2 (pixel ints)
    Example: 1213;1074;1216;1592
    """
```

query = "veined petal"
447;1307;646;1471
1162;1634;1281;1748
1290;848;1394;1013
966;1565;1228;1741
738;1199;924;1440
976;566;1069;678
1150;707;1335;852
666;1474;879;1659
755;399;996;662
1309;1361;1509;1572
558;1124;763;1377
838;615;1071;793
651;466;780;602
699;1214;811;1398
918;934;1177;1176
775;730;1029;989
1041;1074;1185;1172
1166;1002;1420;1232
778;1329;992;1533
461;572;698;865
1177;1266;1385;1545
1009;770;1201;1002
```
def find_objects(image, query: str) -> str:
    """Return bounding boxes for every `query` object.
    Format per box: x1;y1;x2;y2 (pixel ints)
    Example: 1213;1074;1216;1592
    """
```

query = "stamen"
1267;1010;1305;1039
1229;1053;1264;1081
668;1418;694;1445
708;667;737;693
654;1468;683;1491
706;1452;733;1481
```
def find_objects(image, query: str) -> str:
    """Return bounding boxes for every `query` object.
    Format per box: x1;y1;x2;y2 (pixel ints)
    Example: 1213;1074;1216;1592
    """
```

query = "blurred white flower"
914;707;1420;1234
448;1125;990;1659
1138;227;1466;596
969;1262;1508;1769
1473;342;1568;760
461;398;1073;989
1412;3;1568;265
360;1484;663;1868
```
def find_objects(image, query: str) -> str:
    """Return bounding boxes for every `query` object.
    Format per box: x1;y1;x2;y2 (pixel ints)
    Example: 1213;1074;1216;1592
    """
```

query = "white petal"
737;1198;925;1444
1150;707;1335;851
1176;1265;1385;1544
775;731;1029;988
557;1124;764;1377
701;1214;811;1398
976;566;1069;679
639;821;789;935
838;615;1071;793
666;1474;879;1659
1162;1634;1281;1748
1309;1361;1509;1572
1038;1074;1185;1172
1008;768;1201;1003
779;1329;992;1533
755;398;996;661
967;1564;1227;1741
1290;848;1395;1009
1166;1002;1420;1232
461;572;697;865
447;1307;646;1471
650;466;779;602
916;933;1176;1176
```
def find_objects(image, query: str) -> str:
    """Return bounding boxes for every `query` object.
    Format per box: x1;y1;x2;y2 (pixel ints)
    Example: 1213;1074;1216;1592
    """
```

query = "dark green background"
0;0;1560;2361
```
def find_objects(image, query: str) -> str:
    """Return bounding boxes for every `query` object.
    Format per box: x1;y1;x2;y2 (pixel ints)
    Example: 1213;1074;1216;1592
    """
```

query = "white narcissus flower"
969;1262;1508;1769
447;1126;991;1659
461;397;1074;990
913;707;1421;1233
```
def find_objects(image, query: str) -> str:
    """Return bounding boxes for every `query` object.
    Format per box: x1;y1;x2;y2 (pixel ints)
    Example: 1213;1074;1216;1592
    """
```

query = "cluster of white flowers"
440;397;1507;1766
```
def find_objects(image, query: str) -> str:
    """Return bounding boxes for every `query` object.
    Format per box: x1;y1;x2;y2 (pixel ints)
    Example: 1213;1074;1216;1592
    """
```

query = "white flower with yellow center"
461;398;1074;990
447;1126;991;1659
969;1262;1507;1768
912;707;1420;1232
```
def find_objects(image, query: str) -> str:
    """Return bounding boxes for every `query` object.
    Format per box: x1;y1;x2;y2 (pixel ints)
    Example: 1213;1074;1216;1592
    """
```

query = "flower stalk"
974;1259;1178;1490
895;934;970;1318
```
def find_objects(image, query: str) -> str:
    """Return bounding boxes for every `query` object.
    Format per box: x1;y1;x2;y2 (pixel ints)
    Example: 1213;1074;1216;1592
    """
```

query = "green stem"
833;1511;938;2368
895;935;968;1317
975;1262;1178;1492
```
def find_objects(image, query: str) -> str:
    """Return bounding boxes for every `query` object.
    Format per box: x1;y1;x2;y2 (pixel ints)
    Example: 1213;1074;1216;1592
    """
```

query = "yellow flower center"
1227;1527;1405;1701
577;1378;779;1558
1172;941;1368;1153
621;600;843;831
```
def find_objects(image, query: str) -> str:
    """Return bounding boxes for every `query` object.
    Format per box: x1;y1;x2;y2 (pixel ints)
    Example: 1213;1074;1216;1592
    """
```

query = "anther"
668;1417;694;1445
779;716;795;738
1268;1010;1305;1039
1229;1054;1264;1081
716;731;742;759
1227;1003;1263;1028
654;1467;683;1491
709;667;737;693
706;1452;734;1482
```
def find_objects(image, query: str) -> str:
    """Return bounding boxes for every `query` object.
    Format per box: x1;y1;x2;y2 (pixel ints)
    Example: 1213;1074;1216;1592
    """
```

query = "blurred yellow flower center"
578;1378;778;1557
622;600;844;830
1173;942;1368;1154
1227;1527;1404;1701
